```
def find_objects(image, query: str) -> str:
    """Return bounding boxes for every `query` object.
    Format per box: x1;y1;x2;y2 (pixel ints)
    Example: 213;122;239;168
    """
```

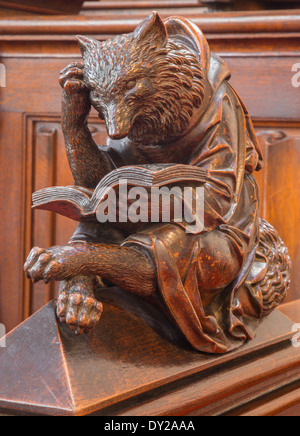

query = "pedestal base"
0;287;299;416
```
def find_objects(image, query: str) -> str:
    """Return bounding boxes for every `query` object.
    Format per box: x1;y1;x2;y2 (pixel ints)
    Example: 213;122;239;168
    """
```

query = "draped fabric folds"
108;18;265;353
121;40;264;354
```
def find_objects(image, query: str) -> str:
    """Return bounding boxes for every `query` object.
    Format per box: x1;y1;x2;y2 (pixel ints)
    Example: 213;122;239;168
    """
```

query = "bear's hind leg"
246;219;291;316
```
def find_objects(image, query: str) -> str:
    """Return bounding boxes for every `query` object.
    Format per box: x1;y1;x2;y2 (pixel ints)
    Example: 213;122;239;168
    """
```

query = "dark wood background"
0;3;300;332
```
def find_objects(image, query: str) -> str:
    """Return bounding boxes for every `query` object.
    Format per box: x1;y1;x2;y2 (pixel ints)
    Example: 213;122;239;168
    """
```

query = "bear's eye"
98;111;105;121
126;80;136;90
91;91;101;101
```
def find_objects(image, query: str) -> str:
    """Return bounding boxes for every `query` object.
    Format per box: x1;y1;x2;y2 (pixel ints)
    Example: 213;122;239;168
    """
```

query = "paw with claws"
57;276;103;335
60;62;91;124
59;62;87;95
24;246;103;335
24;244;91;283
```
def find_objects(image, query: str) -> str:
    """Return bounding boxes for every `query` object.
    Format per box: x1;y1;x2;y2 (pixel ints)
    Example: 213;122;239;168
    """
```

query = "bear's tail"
251;220;291;316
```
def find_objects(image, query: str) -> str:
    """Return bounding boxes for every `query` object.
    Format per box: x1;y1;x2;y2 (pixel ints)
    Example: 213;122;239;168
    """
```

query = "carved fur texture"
78;25;204;145
248;220;291;316
24;13;292;346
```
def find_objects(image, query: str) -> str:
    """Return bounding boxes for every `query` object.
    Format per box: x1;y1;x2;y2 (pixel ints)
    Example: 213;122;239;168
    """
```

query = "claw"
56;284;103;335
24;247;45;271
60;62;84;75
57;293;68;323
59;62;86;92
74;327;84;336
64;79;87;94
43;261;58;282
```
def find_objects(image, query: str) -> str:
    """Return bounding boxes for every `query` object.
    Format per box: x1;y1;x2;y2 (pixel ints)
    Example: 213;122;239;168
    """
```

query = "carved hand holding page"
24;12;291;353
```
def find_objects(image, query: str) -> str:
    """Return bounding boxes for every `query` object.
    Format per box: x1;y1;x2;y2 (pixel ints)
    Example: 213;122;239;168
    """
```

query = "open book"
32;164;207;221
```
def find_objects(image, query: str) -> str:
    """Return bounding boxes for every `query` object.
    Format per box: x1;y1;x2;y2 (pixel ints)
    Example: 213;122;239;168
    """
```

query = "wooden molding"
82;1;204;9
0;10;300;37
0;0;97;15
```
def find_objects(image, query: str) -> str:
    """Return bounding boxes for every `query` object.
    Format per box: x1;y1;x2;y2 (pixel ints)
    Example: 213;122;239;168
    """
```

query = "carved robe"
102;21;265;353
68;17;271;353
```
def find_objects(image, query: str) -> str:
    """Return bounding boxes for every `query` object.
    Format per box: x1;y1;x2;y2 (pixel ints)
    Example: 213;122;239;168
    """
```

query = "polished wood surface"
21;12;290;351
0;9;300;332
0;0;96;15
2;10;300;36
0;287;298;416
256;131;300;302
279;298;300;323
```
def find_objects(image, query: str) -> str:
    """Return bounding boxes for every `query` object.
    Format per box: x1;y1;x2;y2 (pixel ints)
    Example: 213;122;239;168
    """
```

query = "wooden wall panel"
31;126;56;311
0;0;92;15
256;128;300;303
265;136;300;303
227;56;300;121
0;112;25;332
27;118;107;314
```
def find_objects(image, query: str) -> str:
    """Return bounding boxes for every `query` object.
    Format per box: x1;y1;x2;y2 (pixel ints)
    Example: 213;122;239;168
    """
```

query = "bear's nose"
106;104;131;140
107;128;129;141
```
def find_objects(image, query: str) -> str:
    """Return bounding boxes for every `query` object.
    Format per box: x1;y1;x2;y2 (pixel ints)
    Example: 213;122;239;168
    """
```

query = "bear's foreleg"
24;242;158;334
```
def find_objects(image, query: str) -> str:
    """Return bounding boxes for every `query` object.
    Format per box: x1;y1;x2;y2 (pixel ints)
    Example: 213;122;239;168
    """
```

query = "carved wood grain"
31;125;57;312
26;117;108;313
1;11;300;330
0;112;25;331
256;128;300;303
0;0;92;15
24;121;300;315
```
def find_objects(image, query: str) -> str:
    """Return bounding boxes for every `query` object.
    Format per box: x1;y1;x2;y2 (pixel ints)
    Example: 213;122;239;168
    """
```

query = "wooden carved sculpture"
24;13;291;354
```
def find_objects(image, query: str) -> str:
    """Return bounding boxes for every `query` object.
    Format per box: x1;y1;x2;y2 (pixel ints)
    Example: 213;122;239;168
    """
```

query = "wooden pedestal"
0;287;299;416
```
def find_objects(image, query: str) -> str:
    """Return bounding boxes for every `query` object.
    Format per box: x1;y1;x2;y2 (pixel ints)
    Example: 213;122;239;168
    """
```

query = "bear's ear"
165;17;210;74
76;35;101;57
134;12;167;47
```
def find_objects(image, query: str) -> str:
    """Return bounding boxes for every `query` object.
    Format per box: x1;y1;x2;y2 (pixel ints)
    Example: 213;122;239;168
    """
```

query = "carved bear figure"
24;13;291;353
